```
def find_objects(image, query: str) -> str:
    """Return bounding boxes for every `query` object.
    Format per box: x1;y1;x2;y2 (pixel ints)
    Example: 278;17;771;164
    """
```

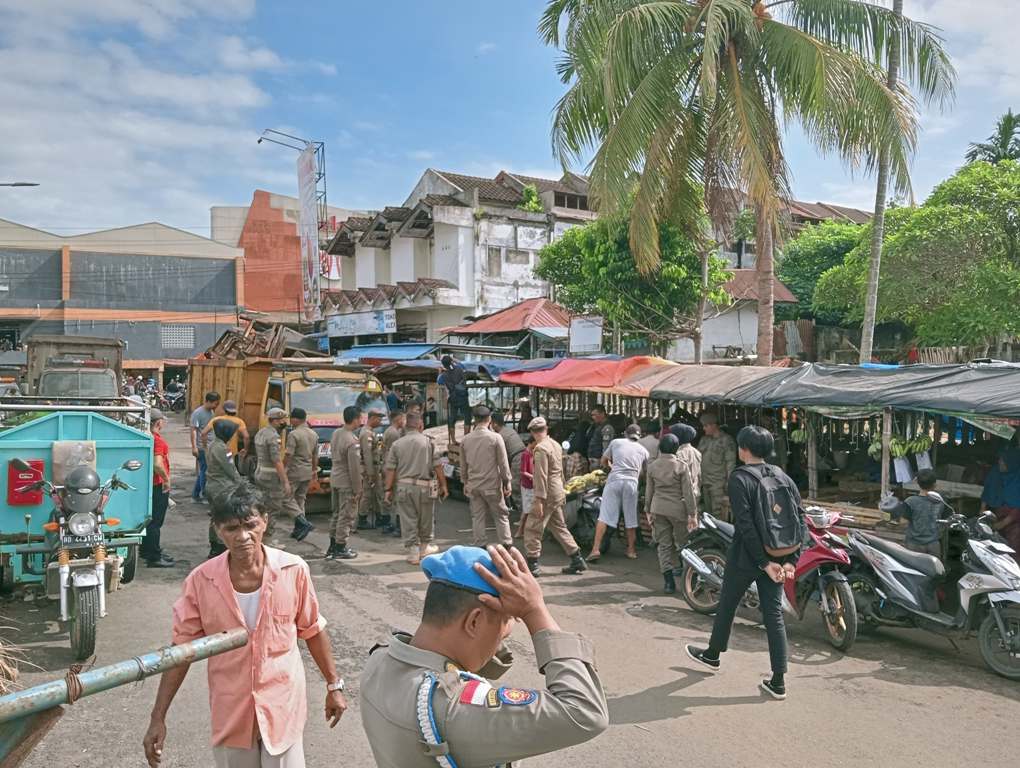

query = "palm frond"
778;0;956;108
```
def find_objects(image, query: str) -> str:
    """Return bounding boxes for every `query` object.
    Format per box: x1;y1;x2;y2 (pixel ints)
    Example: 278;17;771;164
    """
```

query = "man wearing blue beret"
360;545;609;766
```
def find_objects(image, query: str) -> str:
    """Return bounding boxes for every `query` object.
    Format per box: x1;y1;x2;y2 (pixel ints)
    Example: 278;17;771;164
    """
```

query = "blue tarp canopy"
336;344;437;362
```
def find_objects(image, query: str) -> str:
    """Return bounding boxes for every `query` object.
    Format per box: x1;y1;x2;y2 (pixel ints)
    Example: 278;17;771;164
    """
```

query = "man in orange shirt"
143;485;348;767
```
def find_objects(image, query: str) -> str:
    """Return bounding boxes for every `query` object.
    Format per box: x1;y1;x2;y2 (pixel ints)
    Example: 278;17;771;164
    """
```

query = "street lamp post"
0;182;39;187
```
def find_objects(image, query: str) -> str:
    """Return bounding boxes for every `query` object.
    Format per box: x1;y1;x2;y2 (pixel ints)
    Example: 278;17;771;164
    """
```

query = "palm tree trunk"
859;0;903;365
755;205;775;366
693;249;708;364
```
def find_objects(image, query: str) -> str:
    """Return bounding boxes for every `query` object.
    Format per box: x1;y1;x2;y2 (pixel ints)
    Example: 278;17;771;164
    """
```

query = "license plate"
63;534;102;546
318;443;332;457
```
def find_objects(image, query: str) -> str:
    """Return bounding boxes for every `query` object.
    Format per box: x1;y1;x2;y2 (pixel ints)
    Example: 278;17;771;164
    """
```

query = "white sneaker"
406;551;421;565
420;544;440;557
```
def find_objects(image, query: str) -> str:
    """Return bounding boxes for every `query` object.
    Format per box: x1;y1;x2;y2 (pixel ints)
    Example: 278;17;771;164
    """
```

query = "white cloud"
219;35;285;71
315;62;338;76
0;3;291;230
408;150;436;161
476;42;497;55
353;120;384;132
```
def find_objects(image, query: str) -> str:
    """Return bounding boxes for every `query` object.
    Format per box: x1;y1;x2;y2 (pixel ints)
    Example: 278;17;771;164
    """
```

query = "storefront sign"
569;316;603;355
326;310;397;338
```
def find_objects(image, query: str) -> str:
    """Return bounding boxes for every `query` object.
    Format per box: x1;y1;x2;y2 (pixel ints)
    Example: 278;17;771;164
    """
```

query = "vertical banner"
297;146;322;322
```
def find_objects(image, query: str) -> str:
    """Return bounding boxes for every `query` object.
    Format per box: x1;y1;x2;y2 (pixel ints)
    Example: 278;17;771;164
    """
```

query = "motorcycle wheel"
978;605;1020;680
681;548;726;615
822;580;858;652
171;397;185;413
70;585;99;661
847;571;880;635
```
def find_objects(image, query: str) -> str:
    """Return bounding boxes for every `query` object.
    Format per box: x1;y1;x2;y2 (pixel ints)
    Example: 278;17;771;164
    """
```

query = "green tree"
518;183;545;213
536;213;730;352
777;219;864;320
927;160;1020;262
966;109;1020;164
540;0;954;364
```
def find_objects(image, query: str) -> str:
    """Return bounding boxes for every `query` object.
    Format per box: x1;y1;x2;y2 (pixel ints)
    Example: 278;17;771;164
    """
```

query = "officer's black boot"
377;513;391;528
526;557;541;577
663;570;677;595
561;552;588;575
357;514;369;530
324;537;337;560
293;516;315;542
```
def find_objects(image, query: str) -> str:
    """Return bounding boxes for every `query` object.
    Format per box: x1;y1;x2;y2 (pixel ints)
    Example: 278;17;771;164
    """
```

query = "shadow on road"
608;666;768;725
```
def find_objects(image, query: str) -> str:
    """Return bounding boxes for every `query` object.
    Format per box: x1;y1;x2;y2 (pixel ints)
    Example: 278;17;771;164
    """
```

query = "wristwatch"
326;678;346;693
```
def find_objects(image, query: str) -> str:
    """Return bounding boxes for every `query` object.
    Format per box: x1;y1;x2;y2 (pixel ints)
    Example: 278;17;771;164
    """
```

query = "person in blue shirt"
384;385;401;413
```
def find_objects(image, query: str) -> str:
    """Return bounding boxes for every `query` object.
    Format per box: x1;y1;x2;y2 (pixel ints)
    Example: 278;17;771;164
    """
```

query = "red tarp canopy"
499;356;677;397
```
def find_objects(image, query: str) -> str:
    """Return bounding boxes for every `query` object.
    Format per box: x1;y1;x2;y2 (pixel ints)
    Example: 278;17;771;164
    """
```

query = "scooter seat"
859;533;945;578
706;515;734;539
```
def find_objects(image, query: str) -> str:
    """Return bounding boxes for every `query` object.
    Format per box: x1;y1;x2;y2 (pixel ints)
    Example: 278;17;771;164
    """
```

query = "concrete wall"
235;190;302;314
355;245;384;288
432;223;465;288
0;248;62;303
210;206;249;247
403;170;462;208
413;238;429;278
70;251;236;309
389;236;415;284
57;320;226;359
476;219;550;314
668;304;759;362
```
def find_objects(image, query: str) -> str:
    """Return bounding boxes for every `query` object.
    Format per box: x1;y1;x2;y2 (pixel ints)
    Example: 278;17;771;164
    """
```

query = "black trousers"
141;484;170;561
708;544;789;674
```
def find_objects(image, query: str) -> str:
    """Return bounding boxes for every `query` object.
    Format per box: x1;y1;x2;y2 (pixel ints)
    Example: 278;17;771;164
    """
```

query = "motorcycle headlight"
67;512;98;537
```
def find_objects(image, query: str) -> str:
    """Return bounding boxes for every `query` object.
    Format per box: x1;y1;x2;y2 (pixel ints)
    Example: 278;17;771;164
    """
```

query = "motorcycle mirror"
10;458;31;472
561;440;571;451
122;460;143;471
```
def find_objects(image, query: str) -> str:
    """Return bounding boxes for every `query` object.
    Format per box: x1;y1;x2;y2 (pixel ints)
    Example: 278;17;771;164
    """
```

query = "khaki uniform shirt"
382;425;404;458
330;427;363;493
254;426;282;483
360;630;608;768
460;426;511;495
700;432;736;487
638;434;660;462
285;424;318;483
644;454;698;521
498;425;526;461
678;443;702;500
385;431;440;481
531;436;565;503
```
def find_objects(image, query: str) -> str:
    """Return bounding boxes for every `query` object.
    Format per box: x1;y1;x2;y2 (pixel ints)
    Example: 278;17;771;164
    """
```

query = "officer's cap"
527;416;547;431
670;423;698;445
421;545;499;597
290;407;307;420
472;405;491;420
267;407;287;420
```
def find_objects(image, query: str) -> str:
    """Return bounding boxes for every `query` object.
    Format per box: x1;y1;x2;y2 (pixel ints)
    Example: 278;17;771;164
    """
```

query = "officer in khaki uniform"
699;412;736;522
645;433;699;594
380;410;405;535
282;407;317;541
253;407;291;535
384;411;447;564
358;411;385;529
522;417;587;577
328;405;363;560
491;411;525;516
360;544;609;768
460;406;513;548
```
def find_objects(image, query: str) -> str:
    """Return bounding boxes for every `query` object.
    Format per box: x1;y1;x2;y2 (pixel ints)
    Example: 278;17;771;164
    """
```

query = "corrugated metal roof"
444;298;572;335
723;270;798;304
337;344;437;361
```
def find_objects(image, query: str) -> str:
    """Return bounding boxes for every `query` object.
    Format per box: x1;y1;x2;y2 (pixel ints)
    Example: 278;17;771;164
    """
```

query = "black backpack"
734;463;806;557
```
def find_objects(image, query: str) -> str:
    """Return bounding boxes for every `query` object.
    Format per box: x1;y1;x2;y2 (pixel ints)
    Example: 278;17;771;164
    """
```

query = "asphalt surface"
5;414;1019;767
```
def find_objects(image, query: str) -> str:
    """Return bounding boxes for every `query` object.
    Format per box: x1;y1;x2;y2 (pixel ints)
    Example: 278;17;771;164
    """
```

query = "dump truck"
25;335;124;398
188;358;388;506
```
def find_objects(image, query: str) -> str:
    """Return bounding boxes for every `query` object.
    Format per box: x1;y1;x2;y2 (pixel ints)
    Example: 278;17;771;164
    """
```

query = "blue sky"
0;1;1014;236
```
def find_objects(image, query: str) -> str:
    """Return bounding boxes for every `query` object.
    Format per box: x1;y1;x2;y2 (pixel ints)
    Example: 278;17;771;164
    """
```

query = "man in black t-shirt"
685;425;799;701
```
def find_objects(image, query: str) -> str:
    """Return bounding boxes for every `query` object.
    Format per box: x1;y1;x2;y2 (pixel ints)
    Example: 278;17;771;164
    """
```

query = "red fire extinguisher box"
7;459;45;506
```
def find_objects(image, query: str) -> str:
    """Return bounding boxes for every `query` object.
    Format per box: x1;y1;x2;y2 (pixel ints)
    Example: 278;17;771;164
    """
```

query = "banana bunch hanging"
564;469;607;494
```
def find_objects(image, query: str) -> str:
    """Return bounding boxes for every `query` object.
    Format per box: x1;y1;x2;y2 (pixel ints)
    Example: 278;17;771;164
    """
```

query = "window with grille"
506;249;530;265
161;324;195;350
487;246;502;277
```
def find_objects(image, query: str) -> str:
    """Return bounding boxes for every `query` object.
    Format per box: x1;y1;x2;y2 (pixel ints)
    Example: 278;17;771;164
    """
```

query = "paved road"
5;415;1019;767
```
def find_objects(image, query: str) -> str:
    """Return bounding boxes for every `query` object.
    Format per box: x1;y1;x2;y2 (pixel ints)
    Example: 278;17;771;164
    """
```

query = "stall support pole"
807;418;818;500
881;407;892;497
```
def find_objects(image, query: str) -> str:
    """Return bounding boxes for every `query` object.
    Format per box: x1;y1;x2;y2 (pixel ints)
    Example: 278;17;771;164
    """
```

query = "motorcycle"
564;486;612;557
846;495;1020;680
164;389;187;412
13;457;143;660
680;507;858;651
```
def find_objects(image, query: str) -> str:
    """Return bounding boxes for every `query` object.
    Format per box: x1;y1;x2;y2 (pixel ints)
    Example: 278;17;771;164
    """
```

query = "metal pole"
807;414;818;500
0;628;247;724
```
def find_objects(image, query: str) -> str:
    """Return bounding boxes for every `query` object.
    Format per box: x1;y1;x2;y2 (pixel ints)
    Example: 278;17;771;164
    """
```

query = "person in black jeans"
141;409;174;568
686;425;798;700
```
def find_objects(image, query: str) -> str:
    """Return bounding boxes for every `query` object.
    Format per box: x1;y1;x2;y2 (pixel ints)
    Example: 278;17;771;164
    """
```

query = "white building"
322;168;595;345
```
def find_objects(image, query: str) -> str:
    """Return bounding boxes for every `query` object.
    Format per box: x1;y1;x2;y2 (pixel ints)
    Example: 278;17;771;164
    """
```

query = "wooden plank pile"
203;317;317;360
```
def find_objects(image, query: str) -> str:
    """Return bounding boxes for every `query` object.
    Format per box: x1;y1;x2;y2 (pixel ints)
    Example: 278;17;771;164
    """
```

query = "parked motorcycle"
164;389;186;413
680;507;858;651
565;486;612;557
846;495;1020;679
13;457;143;660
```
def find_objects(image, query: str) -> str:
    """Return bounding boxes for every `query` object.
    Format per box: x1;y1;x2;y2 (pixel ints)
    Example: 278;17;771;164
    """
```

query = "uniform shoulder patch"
458;678;494;706
496;687;538;706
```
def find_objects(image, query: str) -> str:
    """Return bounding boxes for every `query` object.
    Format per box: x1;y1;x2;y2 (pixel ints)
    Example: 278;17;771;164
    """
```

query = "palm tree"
859;0;903;365
966;109;1020;164
541;0;954;364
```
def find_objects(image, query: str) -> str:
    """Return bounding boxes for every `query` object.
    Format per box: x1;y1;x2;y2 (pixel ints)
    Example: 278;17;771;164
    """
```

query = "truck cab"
37;356;120;398
260;368;388;496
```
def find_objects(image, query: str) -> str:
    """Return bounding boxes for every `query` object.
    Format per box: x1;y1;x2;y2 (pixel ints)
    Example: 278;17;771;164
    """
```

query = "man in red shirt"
142;409;174;569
